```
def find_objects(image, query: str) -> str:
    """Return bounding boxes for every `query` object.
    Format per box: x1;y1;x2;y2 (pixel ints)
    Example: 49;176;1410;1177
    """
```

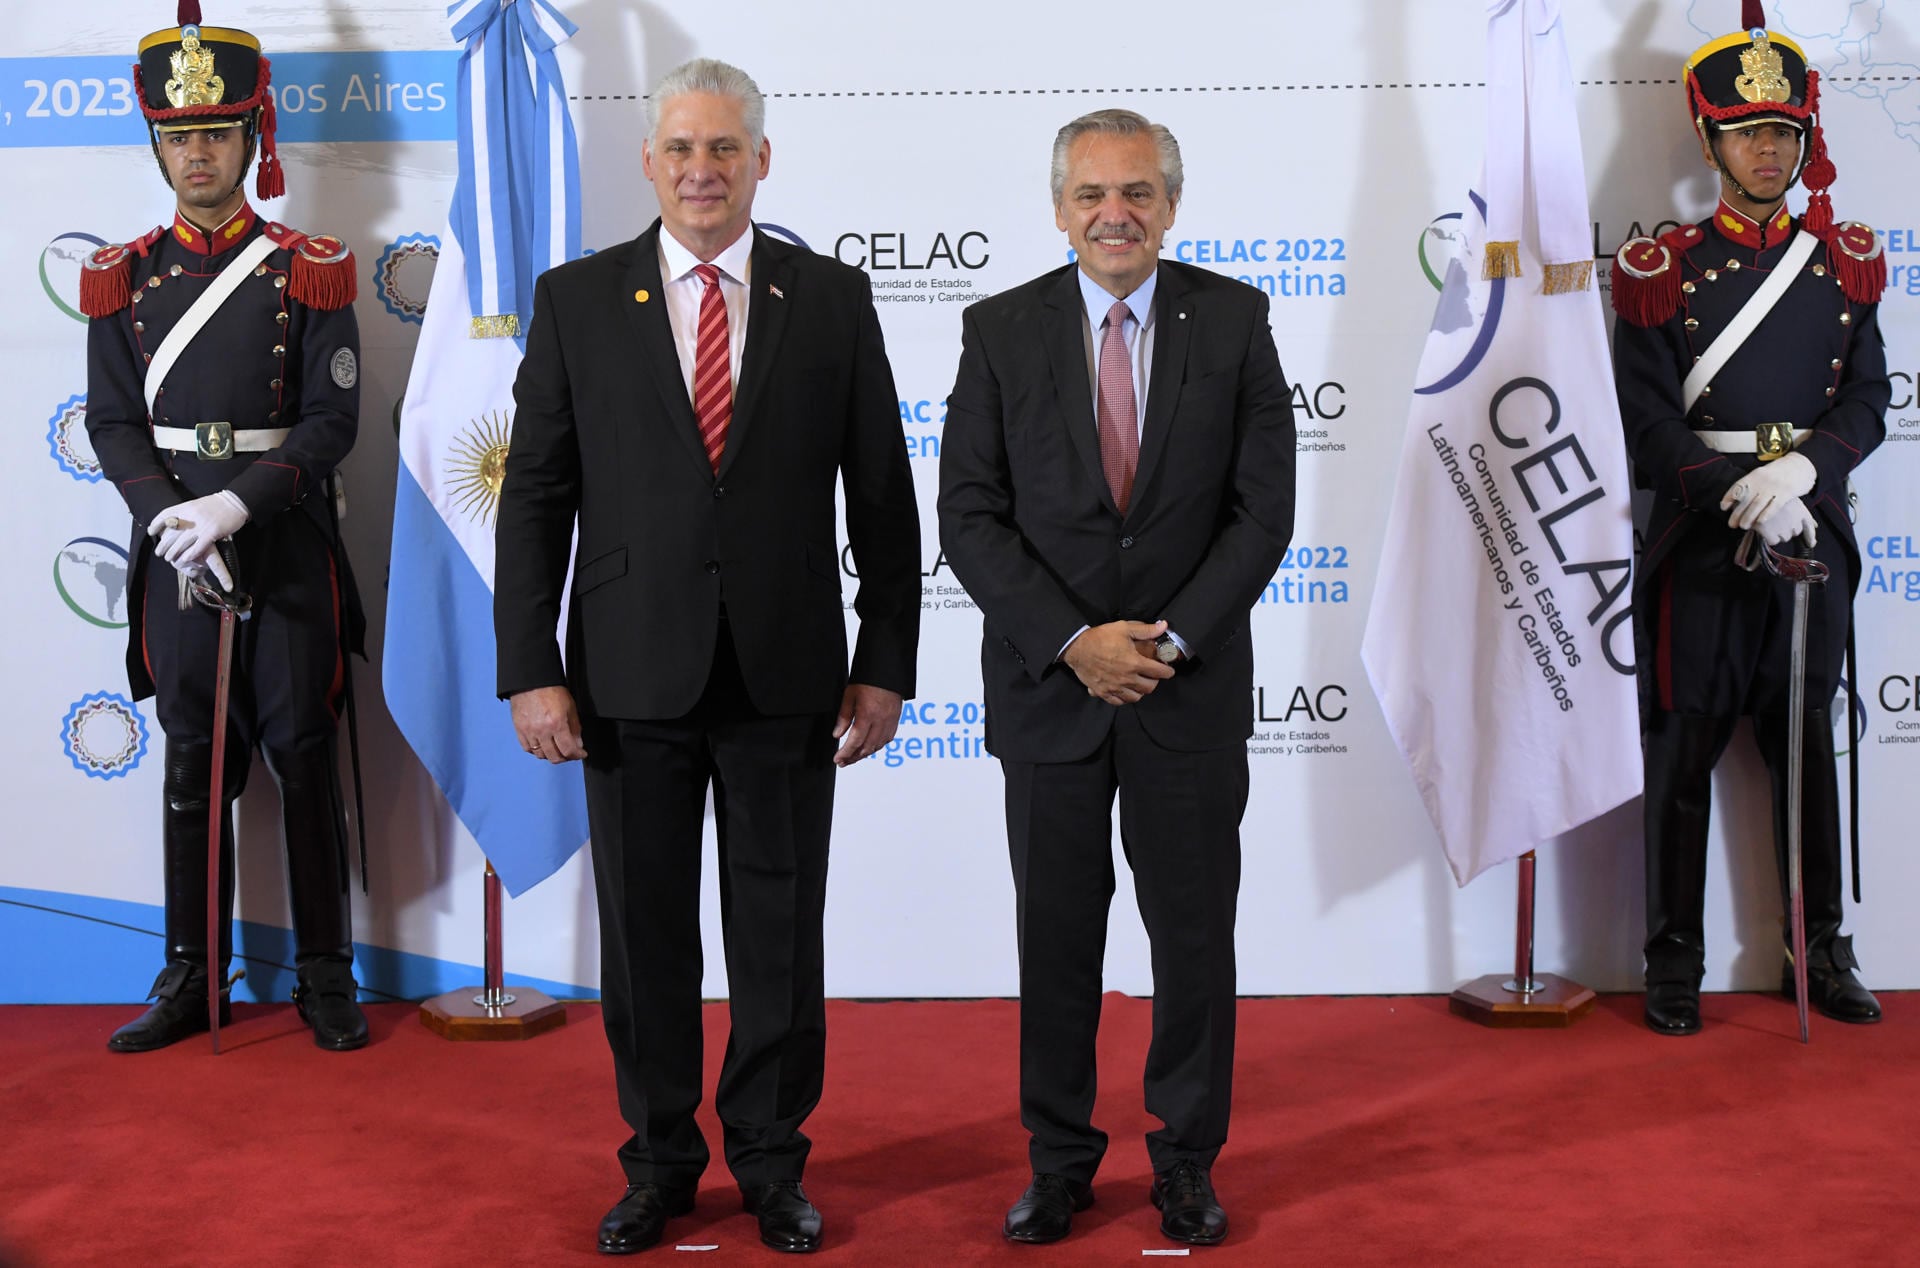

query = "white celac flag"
1361;0;1642;886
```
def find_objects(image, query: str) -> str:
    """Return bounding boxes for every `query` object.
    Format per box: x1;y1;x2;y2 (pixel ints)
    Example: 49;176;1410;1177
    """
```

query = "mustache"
1090;223;1144;241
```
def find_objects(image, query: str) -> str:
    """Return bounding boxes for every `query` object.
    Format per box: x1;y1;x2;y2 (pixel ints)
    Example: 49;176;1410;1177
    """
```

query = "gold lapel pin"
634;289;651;303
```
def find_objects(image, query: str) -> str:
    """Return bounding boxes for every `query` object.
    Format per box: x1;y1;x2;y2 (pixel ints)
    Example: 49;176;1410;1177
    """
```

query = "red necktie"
1096;299;1139;513
692;263;732;473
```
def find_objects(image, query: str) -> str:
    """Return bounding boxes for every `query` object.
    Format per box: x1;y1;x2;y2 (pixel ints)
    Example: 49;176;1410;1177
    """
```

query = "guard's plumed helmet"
135;1;285;199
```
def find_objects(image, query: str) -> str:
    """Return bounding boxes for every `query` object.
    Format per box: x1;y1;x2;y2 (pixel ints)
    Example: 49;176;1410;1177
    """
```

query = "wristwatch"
1153;634;1183;665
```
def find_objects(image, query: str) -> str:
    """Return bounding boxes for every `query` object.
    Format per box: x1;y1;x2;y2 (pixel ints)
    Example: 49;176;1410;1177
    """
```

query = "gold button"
273;345;285;357
1682;281;1696;294
1813;265;1827;277
1701;385;1713;396
270;378;282;390
1727;260;1741;270
276;312;289;324
133;321;145;332
1826;387;1836;397
169;264;183;277
147;277;162;289
1702;414;1715;424
1832;358;1843;369
1840;312;1852;325
1705;269;1719;281
274;277;286;289
144;352;151;361
1685;318;1699;331
131;291;144;304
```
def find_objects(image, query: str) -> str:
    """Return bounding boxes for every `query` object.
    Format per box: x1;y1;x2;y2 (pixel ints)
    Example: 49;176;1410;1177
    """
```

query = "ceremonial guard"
83;3;369;1051
1610;1;1889;1035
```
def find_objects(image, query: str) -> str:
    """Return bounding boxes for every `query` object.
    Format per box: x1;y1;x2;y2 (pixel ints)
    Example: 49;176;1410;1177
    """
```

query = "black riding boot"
1756;709;1881;1023
1642;711;1726;1036
267;738;368;1050
109;738;244;1052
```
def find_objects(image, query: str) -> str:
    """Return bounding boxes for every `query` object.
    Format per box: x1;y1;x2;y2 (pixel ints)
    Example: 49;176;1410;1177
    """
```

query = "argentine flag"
384;0;588;897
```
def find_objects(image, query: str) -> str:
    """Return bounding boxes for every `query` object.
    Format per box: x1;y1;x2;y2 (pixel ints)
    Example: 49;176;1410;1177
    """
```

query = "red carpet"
3;992;1915;1265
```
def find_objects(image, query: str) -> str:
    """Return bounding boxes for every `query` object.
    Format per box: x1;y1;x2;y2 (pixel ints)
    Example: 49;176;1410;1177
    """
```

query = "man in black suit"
494;58;920;1256
937;108;1294;1247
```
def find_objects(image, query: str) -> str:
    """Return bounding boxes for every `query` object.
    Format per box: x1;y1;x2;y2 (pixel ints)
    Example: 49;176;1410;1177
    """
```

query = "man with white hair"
494;57;920;1255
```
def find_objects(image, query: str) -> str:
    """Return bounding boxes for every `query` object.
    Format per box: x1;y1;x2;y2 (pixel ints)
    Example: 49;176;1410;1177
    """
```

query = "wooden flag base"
1449;973;1595;1028
419;987;567;1042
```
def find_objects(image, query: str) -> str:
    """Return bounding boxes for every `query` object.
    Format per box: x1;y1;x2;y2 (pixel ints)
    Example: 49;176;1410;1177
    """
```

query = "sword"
1761;537;1830;1046
186;541;252;1053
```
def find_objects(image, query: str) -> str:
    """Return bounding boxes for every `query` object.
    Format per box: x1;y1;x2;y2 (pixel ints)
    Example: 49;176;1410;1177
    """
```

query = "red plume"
254;57;284;200
178;1;203;23
1742;0;1765;29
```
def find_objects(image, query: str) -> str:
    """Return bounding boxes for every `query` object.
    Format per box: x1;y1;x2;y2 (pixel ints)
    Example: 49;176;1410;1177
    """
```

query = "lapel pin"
1177;311;1187;320
634;289;650;303
769;284;785;299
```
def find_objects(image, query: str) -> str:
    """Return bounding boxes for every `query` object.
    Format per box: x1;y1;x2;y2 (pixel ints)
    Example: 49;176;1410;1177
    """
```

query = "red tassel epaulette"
77;227;164;319
261;223;358;310
1610;224;1699;328
1826;221;1886;305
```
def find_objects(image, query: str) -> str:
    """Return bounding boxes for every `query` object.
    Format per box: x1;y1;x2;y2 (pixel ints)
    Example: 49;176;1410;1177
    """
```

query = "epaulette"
1609;224;1700;329
1825;221;1885;306
262;221;358;310
77;226;165;319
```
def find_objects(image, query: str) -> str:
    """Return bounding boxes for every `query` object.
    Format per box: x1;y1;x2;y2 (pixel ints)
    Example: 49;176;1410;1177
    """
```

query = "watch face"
1155;637;1180;664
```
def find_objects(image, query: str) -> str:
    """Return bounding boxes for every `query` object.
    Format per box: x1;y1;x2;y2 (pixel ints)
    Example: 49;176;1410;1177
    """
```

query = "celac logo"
47;394;100;482
61;692;149;780
54;537;130;629
41;232;107;323
374;233;440;325
1414;193;1505;396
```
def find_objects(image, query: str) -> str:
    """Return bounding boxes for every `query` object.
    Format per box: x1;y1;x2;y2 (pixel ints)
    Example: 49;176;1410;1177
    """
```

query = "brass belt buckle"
1756;422;1794;462
195;421;234;460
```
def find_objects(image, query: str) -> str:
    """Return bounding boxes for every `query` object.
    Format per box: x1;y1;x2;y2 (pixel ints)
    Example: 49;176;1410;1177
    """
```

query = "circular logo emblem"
47;394;101;482
330;347;358;389
375;233;440;324
54;536;131;629
61;692;150;780
41;232;109;323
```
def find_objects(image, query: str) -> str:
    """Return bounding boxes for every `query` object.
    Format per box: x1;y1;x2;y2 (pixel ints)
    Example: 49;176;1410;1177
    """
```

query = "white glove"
150;491;249;570
1720;452;1815;531
1751;497;1818;550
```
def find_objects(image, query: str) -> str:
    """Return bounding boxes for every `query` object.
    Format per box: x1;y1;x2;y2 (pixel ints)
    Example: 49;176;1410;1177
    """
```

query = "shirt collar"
171;203;256;257
1712;198;1794;249
1077;265;1157;333
659;223;755;286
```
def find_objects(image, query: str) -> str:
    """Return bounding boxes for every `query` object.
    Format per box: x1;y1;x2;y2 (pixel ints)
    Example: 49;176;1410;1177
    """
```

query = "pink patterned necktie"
1096;299;1139;513
692;263;731;473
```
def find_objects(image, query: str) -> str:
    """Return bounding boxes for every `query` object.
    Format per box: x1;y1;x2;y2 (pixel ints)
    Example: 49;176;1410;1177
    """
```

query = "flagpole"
419;861;568;1041
1450;851;1596;1028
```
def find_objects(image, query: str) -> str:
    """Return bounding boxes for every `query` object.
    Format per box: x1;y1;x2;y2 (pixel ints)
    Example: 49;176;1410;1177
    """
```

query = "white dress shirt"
657;225;753;402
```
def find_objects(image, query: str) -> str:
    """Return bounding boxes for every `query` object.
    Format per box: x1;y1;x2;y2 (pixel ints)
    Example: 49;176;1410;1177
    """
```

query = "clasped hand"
1720;452;1814;531
1064;620;1174;707
150;491;249;589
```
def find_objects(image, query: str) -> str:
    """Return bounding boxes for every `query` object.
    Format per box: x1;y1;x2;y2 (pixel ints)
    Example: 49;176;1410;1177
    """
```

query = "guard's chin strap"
1707;125;1810;207
146;112;260;200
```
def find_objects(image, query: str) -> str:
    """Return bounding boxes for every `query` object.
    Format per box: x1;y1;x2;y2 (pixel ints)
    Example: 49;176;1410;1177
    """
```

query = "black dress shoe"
292;963;370;1051
1785;939;1882;1024
1003;1173;1094;1245
108;965;230;1053
598;1183;695;1255
1643;980;1702;1035
741;1180;822;1253
1150;1161;1227;1246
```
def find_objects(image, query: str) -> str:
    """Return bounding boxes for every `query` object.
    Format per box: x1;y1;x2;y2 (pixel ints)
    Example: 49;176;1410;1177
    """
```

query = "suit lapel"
719;229;791;479
1041;269;1115;514
620;224;713;478
1133;264;1193;516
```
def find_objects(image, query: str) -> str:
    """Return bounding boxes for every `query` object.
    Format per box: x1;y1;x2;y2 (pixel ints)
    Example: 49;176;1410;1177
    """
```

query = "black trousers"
1000;708;1246;1183
582;622;838;1190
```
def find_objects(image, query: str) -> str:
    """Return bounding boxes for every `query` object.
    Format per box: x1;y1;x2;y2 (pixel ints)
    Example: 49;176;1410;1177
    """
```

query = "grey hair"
646;58;766;148
1050;109;1183;205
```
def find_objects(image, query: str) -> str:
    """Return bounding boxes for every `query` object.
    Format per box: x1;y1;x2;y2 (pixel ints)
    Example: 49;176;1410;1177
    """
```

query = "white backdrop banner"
3;1;1916;1003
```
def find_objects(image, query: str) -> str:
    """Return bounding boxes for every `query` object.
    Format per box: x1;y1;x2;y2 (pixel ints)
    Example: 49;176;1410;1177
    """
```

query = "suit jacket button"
713;485;727;499
1119;535;1135;549
704;560;721;574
